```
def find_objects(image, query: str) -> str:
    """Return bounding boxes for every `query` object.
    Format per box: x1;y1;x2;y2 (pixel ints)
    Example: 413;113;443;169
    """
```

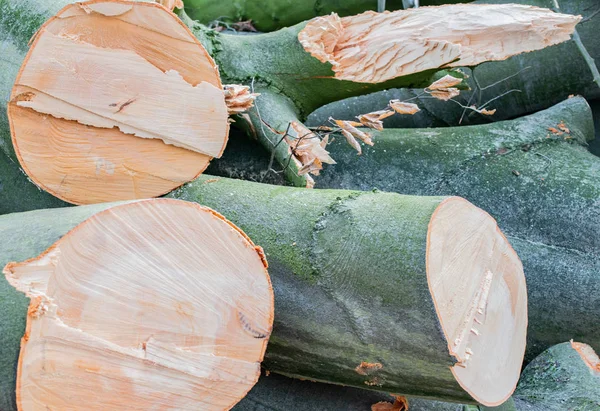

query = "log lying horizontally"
309;0;600;129
510;341;600;410
6;1;229;205
0;179;527;406
209;97;600;362
0;199;274;410
179;0;473;32
2;0;581;192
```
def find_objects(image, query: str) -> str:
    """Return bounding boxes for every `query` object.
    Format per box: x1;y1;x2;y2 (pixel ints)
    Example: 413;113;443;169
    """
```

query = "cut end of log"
299;5;581;83
571;341;600;373
3;199;274;410
426;197;527;406
8;0;229;205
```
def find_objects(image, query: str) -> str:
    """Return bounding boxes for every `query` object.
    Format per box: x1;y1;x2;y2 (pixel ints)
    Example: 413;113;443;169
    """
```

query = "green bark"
309;0;600;128
182;0;473;32
0;0;460;190
233;371;466;411
513;342;600;410
212;97;600;361
0;177;513;408
316;98;600;360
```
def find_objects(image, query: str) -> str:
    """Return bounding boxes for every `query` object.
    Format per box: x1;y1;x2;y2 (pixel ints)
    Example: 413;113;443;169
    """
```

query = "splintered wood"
3;199;274;411
8;1;229;204
571;341;600;372
299;4;581;83
426;197;527;406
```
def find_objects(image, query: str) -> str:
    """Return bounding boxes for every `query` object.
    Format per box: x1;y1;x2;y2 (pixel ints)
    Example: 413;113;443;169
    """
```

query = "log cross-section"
2;199;274;410
7;0;230;205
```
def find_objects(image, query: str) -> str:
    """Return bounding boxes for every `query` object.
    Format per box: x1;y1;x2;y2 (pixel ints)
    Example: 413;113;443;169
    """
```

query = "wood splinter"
2;199;274;410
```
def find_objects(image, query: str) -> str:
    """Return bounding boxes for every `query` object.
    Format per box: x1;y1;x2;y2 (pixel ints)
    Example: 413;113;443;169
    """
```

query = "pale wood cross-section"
426;197;527;406
3;199;274;411
8;0;229;205
299;4;581;83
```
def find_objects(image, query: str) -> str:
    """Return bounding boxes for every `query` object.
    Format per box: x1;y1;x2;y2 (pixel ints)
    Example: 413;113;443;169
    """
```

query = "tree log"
233;370;465;411
0;0;581;194
210;97;600;361
314;97;600;360
0;178;527;406
511;341;600;410
308;0;600;129
180;0;473;32
0;198;273;410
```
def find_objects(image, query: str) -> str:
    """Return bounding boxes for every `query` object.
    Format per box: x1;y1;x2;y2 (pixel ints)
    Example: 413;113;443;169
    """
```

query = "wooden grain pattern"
8;0;228;205
3;199;273;411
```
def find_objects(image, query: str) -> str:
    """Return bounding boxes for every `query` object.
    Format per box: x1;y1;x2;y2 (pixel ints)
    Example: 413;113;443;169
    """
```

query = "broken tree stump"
309;0;599;128
0;179;527;406
0;198;273;410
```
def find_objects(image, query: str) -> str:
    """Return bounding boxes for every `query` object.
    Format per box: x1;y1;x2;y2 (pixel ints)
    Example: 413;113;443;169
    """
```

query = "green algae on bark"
0;177;527;407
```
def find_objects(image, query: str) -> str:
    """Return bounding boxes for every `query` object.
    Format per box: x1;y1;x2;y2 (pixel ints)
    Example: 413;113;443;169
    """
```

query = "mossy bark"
182;0;473;32
309;0;600;128
316;98;600;361
512;342;600;410
233;371;467;411
0;179;496;408
212;97;600;362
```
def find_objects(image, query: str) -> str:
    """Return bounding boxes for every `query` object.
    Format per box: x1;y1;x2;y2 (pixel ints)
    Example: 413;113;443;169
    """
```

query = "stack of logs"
0;0;598;410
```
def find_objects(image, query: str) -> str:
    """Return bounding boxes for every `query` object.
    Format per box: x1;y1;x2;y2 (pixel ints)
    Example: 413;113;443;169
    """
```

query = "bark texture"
308;0;600;128
0;178;525;407
181;0;472;32
512;342;600;410
211;98;600;361
316;98;600;361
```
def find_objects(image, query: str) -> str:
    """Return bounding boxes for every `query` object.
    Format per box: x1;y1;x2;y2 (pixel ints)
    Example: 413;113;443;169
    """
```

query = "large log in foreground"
0;181;527;406
205;98;600;362
0;199;274;410
313;97;600;360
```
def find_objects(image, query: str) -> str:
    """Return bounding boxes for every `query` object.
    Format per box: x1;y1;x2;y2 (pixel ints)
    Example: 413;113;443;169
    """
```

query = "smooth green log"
309;0;600;128
0;0;458;190
214;97;600;361
316;98;600;360
182;0;473;32
0;177;519;409
233;371;467;411
511;342;600;411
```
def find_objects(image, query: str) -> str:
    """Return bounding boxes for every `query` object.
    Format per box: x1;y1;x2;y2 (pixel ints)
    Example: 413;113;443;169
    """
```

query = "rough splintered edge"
298;5;581;84
11;0;230;161
571;340;600;372
2;198;273;410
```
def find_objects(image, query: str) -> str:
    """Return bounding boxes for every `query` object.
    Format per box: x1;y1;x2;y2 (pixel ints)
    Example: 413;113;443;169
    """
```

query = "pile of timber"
0;0;599;410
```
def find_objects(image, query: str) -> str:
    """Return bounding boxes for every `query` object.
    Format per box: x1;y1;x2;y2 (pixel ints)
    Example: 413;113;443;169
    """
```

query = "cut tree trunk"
315;97;600;360
5;0;229;205
1;0;581;194
309;0;600;129
0;180;528;406
511;341;600;410
208;97;600;362
0;198;274;411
